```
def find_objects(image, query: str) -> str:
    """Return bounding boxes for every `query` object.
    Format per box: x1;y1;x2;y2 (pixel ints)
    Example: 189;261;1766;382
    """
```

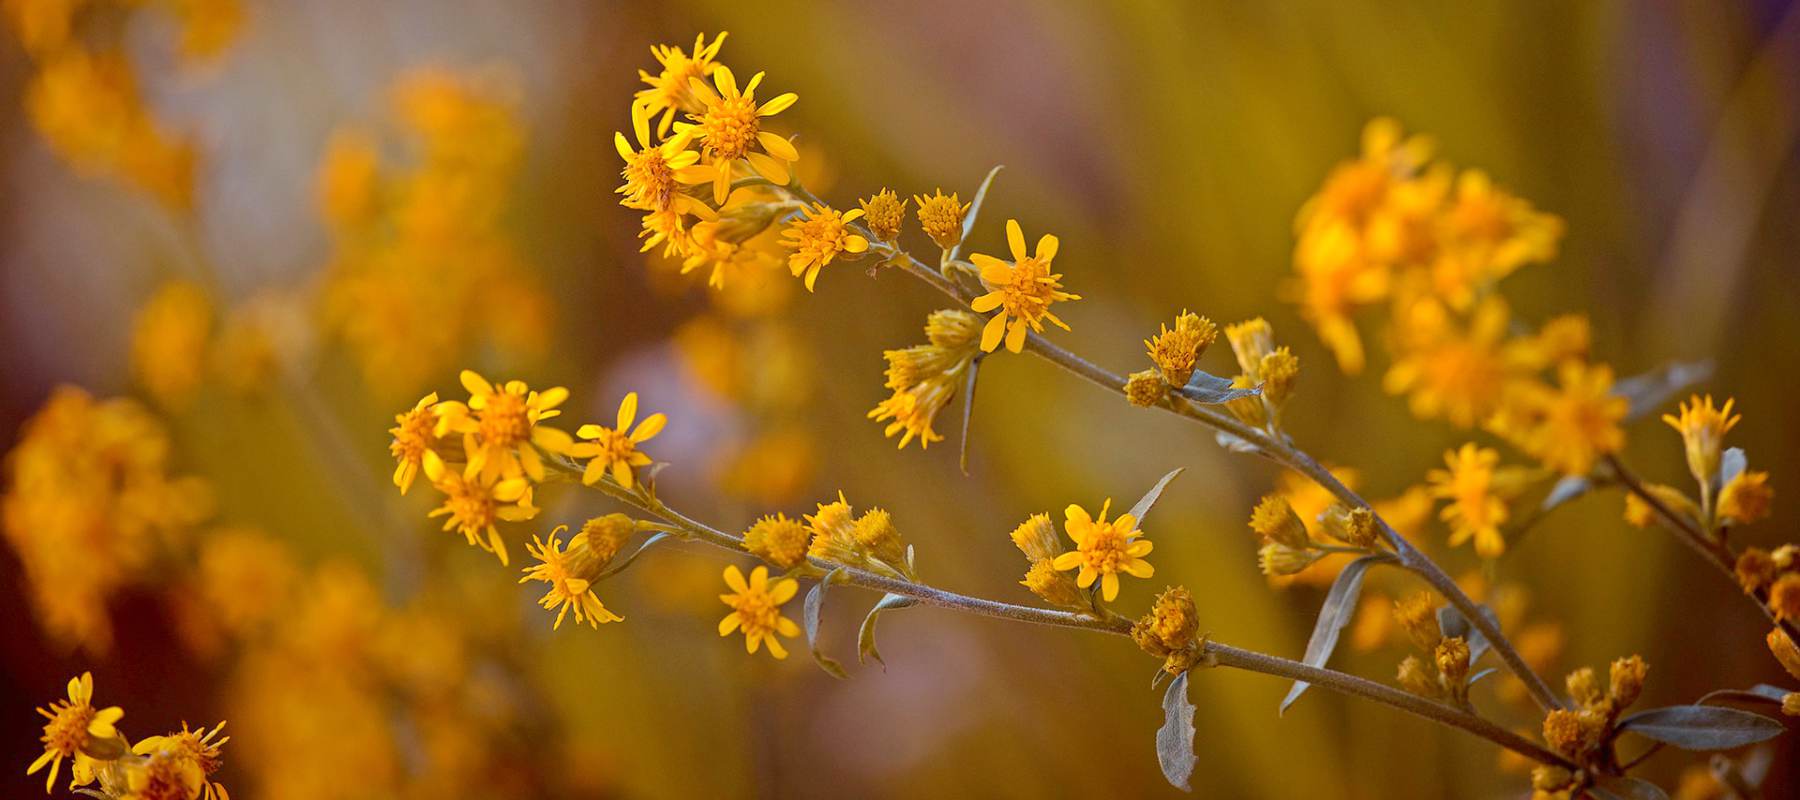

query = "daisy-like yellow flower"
679;65;798;203
913;189;969;249
131;721;230;800
718;564;801;658
635;31;728;136
1490;361;1627;476
520;525;623;630
570;392;667;490
388;391;441;494
1051;499;1153;602
28;672;123;794
1662;395;1740;489
1427;443;1510;558
614;101;701;213
779;203;868;291
423;456;537;566
435;370;573;483
1384;296;1515;427
969;219;1080;353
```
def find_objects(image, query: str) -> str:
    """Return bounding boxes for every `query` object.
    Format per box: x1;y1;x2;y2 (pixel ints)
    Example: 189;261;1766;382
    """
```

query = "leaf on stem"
1613;360;1713;421
804;568;851;679
1617;705;1786;751
593;532;670;580
1717;447;1747;489
1128;467;1185;526
1281;554;1385;713
959;359;983;476
1214;431;1262;454
857;592;919;668
1590;775;1670;800
1176;370;1260;405
948;165;1005;262
1541;475;1591;512
1156;671;1197;791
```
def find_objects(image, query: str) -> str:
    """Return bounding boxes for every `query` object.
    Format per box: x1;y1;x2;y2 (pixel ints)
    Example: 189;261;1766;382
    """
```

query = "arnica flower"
780;203;868;291
131;721;230;800
388;391;442;494
436;370;574;483
679;65;799;203
1426;443;1510;559
569;392;667;490
718;564;801;658
1145;310;1217;387
743;513;811;569
913;189;969;249
970;219;1080;353
614;102;701;213
1718;469;1773;525
1662;395;1740;489
859;189;907;242
423;456;537;566
520;525;623;630
1051;499;1153;602
28;672;123;794
635;31;728;135
1490;361;1627;476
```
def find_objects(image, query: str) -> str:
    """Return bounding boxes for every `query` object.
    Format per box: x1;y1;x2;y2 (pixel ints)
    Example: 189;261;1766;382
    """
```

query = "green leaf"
857;593;918;668
1591;775;1670;800
1467;667;1499;687
948;165;1005;262
958;360;982;476
1613;360;1713;421
1281;555;1385;713
803;568;850;679
1618;705;1786;750
1176;370;1260;405
593;532;670;580
1155;671;1197;791
1127;468;1185;525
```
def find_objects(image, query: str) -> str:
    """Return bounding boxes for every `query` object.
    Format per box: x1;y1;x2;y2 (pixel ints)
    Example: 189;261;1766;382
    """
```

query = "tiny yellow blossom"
1249;494;1310;550
614;102;701;213
679;65;799;202
780;203;868;291
423;456;537;566
1770;574;1800;622
913;189;968;249
1490;361;1627;476
1008;513;1063;563
969;219;1080;353
520;525;623;629
28;672;123;794
388;392;442;494
1718;470;1773;525
130;721;230;800
636;31;728;135
1662;395;1739;489
1051;499;1152;602
1427;443;1509;558
859;189;907;242
436;371;573;483
1224;318;1276;381
718;564;801;658
570;392;667;490
1124;369;1169;408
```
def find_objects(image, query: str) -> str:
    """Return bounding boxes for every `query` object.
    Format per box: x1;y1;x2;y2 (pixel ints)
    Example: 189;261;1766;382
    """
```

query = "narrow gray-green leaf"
1214;431;1262;454
857;593;918;668
1541;475;1591;512
1467;667;1499;687
1177;370;1260;405
947;164;1005;262
594;532;670;580
958;360;982;476
1156;671;1197;791
804;568;850;679
1619;705;1786;750
1127;467;1185;525
1592;776;1669;800
1281;555;1384;713
1613;360;1713;421
1717;447;1747;489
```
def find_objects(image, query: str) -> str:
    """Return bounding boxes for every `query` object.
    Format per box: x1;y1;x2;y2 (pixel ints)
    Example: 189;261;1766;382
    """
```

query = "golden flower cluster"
26;671;229;799
868;308;984;449
1534;655;1650;795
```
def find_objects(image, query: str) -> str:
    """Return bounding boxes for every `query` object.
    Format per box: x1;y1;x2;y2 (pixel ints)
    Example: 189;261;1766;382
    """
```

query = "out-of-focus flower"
1488;361;1627;476
131;281;213;411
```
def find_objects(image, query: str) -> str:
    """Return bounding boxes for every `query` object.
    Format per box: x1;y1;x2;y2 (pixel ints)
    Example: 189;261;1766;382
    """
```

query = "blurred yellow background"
4;0;1799;796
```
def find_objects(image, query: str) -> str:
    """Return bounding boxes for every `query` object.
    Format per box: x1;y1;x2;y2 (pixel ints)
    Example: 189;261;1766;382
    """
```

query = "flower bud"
1258;542;1321;576
1224;318;1275;380
1769;628;1800;681
1124;369;1169;408
1436;636;1471;702
1735;548;1777;593
1394;592;1441;653
1608;655;1648;710
858;189;907;242
1319;504;1378;548
1021;559;1085;608
743;513;811;569
1008;513;1062;563
1397;655;1440;699
1249;495;1310;549
1564;667;1602;708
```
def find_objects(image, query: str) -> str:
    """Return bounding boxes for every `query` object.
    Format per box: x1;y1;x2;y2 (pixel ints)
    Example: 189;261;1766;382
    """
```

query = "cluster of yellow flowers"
27;671;229;799
1247;493;1379;578
1530;656;1649;798
868;308;984;449
1390;593;1476;705
1;386;214;651
318;68;552;398
6;0;241;210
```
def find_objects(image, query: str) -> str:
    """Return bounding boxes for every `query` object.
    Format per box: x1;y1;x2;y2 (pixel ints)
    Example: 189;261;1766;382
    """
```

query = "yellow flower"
805;494;862;564
679;65;799;202
28;672;123;794
970;219;1080;353
520;525;623;629
197;527;298;636
131;721;230;800
1145;310;1216;387
1427;443;1511;558
717;564;801;658
1384;296;1515;427
913;189;969;249
26;49;196;210
435;370;574;483
120;748;204;800
1490;361;1627;476
779;203;868;291
868;381;954;449
869;309;982;449
1224;318;1277;380
131;280;213;411
1432;169;1564;307
1123;369;1169;408
636;31;728;136
387;392;442;494
1718;470;1773;525
1051;499;1153;602
570;392;667;490
743;513;811;569
1662;395;1739;489
423;456;537;566
859;189;907;242
614;101;701;213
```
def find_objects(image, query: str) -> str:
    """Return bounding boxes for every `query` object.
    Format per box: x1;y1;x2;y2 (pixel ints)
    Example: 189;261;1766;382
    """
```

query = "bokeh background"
4;0;1800;797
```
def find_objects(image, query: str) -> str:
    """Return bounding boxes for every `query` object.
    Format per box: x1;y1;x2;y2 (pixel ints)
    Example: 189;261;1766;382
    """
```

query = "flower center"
701;96;759;161
727;591;781;637
446;480;498;533
390;407;435;461
1080;528;1131;573
479;391;531;449
591;428;637;464
42;701;94;757
625;149;676;210
1000;257;1058;319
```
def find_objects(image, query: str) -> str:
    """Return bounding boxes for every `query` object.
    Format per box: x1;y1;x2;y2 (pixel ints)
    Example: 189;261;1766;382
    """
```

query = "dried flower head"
859;189;907;242
913;189;969;249
1145;311;1216;387
1394;592;1442;652
1319;504;1379;548
1565;667;1602;708
1541;708;1605;759
1608;654;1647;709
1436;636;1471;701
1735;548;1778;594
